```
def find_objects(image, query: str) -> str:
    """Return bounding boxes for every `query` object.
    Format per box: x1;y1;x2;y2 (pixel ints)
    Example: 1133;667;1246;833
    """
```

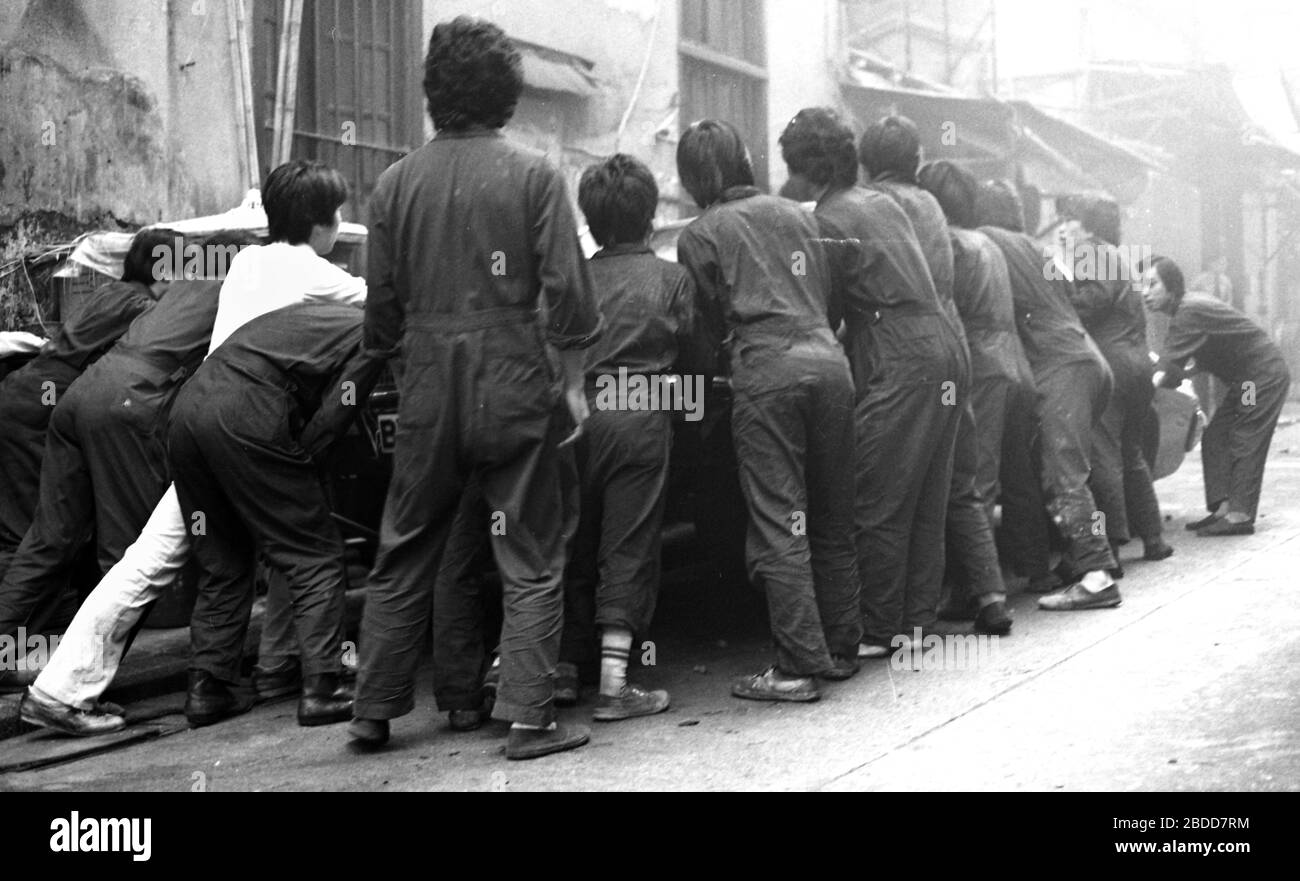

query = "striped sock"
599;628;633;696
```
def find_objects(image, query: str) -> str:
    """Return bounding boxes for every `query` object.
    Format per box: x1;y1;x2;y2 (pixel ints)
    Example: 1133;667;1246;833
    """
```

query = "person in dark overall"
919;159;1036;632
0;234;246;650
977;181;1122;611
349;17;602;760
168;301;382;727
0;229;167;585
1144;256;1291;535
857;116;1011;639
0;231;163;692
1062;197;1172;565
553;153;706;721
779;109;966;656
677;118;861;701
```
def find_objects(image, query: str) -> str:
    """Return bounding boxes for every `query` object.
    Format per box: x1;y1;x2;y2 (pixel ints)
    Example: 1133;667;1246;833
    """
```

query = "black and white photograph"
0;0;1296;823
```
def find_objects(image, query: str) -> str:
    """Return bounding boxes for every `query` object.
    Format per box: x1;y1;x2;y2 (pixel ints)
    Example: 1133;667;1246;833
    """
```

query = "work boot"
505;723;590;760
298;673;353;727
348;717;390;748
593;684;670;721
731;666;819;703
20;688;126;737
185;670;254;728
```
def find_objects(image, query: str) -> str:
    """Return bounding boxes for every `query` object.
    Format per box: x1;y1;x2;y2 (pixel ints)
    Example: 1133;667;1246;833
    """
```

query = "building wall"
0;0;249;228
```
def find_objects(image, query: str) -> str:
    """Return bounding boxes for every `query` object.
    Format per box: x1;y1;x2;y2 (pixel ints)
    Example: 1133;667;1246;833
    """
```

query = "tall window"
679;0;769;189
253;0;424;223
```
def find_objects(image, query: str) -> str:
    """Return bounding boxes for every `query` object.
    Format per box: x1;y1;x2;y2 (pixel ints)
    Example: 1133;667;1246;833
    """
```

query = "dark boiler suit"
1157;294;1291;519
980;226;1117;575
1070;239;1163;546
0;280;154;584
169;302;383;682
559;243;703;670
816;185;965;647
678;186;860;675
0;279;222;639
947;227;1036;600
354;130;602;728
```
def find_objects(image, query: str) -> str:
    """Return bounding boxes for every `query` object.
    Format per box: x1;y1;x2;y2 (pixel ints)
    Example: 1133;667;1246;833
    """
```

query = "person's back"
869;177;956;307
950;226;1032;386
584;247;694;382
677;188;832;344
979;225;1098;374
1069;237;1148;379
1161;293;1287;384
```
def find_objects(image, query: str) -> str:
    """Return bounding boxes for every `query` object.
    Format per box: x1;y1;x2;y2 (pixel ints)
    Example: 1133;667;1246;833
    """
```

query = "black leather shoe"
1143;541;1175;561
20;688;126;737
185;670;254;727
1186;513;1222;531
973;601;1013;636
348;717;390;748
297;673;353;727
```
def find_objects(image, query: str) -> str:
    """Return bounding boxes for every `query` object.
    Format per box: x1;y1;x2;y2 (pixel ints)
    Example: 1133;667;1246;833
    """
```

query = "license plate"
375;412;399;454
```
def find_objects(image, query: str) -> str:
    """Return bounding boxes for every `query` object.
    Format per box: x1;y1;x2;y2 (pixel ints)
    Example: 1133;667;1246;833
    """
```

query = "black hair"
917;160;979;228
197;229;264;249
423;16;523;131
858;115;921;181
1078;195;1122;246
677;119;755;209
578;154;658;247
263;160;348;245
123;228;181;284
976;179;1026;232
1149;255;1185;299
779;107;859;190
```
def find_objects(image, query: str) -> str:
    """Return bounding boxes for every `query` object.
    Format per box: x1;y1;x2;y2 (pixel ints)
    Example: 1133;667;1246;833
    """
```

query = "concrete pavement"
3;412;1299;791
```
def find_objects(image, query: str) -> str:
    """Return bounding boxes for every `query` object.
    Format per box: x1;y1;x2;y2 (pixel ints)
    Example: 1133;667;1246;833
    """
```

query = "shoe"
1143;541;1175;561
1025;572;1063;594
973;601;1013;636
348;717;390;748
554;664;580;707
937;595;979;621
1037;582;1122;611
731;666;819;703
858;642;891;659
20;688;126;737
1197;518;1255;537
593;684;670;721
185;670;255;727
819;655;859;682
297;673;354;727
253;658;302;701
505;723;590;760
449;708;487;731
1186;513;1222;531
0;667;40;695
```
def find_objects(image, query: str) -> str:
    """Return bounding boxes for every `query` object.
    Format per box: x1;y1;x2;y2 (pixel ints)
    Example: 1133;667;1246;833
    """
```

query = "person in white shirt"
21;160;367;736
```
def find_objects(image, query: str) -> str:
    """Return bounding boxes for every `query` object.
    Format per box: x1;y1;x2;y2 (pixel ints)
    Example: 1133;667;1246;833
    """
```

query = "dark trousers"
560;405;671;670
857;377;961;645
1201;369;1290;518
1035;360;1117;574
729;331;861;675
970;376;1014;525
169;390;347;682
430;481;502;713
0;371;168;639
1089;371;1163;545
945;399;1006;602
355;322;570;727
996;384;1054;578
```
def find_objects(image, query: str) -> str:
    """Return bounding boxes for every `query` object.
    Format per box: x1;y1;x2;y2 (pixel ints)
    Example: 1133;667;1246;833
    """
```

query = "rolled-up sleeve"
531;164;602;350
363;175;404;360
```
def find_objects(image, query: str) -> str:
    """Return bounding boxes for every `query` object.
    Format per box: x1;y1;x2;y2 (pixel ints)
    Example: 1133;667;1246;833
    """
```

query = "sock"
977;593;1006;608
1080;569;1114;593
1224;512;1251;523
512;721;557;731
599;627;633;696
